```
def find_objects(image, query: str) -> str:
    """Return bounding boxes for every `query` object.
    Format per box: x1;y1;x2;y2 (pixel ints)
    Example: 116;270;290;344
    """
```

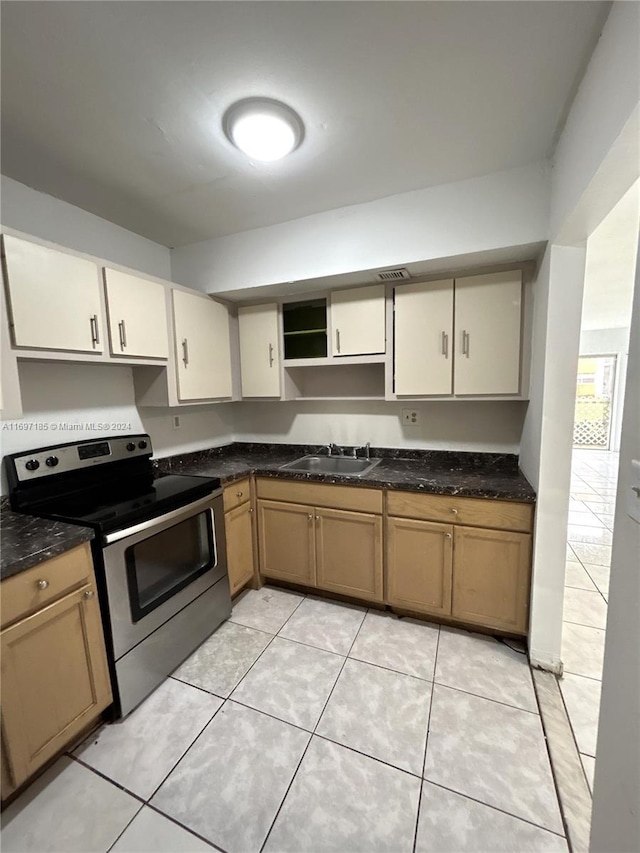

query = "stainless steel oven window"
125;509;217;622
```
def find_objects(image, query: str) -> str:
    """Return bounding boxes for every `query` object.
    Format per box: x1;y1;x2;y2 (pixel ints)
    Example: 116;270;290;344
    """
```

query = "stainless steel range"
5;435;231;717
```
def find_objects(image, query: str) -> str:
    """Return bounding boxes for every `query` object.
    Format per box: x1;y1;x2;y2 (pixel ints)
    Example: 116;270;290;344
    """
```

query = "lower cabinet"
386;517;453;616
451;526;532;634
257;481;384;603
252;479;533;636
1;543;112;798
225;500;256;596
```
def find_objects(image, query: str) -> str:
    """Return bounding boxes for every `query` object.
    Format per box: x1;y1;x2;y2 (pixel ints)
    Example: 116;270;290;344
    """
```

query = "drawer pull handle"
237;491;243;498
450;508;458;515
84;590;95;600
36;579;49;590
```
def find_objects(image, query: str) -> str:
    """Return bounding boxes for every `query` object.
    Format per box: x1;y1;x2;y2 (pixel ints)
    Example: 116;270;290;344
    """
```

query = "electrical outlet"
401;408;420;426
172;415;181;430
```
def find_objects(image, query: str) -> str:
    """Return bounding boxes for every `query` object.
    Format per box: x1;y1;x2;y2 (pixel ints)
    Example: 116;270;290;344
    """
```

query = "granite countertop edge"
1;498;95;582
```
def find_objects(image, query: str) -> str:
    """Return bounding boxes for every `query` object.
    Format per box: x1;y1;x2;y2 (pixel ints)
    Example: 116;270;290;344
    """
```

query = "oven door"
102;491;228;660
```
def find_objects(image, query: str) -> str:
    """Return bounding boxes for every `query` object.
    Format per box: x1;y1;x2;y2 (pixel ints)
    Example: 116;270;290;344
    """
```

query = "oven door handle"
103;490;222;545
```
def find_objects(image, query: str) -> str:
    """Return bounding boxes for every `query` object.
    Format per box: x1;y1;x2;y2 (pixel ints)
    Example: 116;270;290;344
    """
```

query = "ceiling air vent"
376;268;410;282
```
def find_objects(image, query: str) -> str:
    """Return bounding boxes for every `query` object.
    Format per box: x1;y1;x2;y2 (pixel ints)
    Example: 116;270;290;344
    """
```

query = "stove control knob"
126;442;136;451
45;456;59;468
138;440;148;450
25;459;40;471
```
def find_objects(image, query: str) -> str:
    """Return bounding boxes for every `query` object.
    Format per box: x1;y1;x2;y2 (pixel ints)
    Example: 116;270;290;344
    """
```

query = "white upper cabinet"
238;303;281;398
330;285;386;356
454;271;522;395
104;268;169;359
172;289;232;401
3;235;103;353
394;280;454;396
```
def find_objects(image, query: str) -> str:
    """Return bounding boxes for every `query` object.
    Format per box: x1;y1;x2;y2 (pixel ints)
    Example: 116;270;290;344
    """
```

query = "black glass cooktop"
28;474;221;534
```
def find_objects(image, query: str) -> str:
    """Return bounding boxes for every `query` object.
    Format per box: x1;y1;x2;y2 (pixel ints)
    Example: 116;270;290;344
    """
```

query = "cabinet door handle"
444;532;452;539
462;330;470;357
441;331;448;358
36;579;49;590
237;491;243;498
308;514;313;521
336;328;341;354
268;343;274;367
315;515;320;520
450;508;458;515
118;320;127;350
90;315;100;347
248;508;254;514
84;590;95;600
182;338;189;366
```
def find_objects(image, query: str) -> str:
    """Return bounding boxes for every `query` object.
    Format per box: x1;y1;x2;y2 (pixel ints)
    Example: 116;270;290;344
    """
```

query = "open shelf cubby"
284;362;385;400
283;298;327;360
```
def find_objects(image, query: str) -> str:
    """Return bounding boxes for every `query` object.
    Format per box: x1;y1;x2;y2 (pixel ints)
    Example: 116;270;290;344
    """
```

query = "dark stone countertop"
154;442;536;503
1;497;94;581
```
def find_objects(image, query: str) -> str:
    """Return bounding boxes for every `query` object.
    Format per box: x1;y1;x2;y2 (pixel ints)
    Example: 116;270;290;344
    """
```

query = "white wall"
590;243;640;853
520;246;586;672
1;176;171;280
233;400;527;453
0;362;235;493
551;2;640;241
171;162;550;293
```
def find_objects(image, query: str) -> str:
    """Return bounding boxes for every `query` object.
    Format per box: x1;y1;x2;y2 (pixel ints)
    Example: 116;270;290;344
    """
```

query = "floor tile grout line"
561;667;603;683
413;624;441;853
104;800;146;853
143;801;228;852
67;753;146;805
531;674;579;849
258;607;376;853
143;701;227;806
555;675;595;803
422;778;570;840
430;680;540;716
579;566;610;606
562;617;608;631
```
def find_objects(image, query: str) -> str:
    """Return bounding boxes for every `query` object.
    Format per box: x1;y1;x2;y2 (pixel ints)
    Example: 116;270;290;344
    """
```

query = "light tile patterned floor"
1;586;568;853
562;448;618;797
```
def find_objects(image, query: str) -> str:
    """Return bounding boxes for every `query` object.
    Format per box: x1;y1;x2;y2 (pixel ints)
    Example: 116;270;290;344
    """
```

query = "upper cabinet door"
172;289;232;401
3;235;103;353
454;271;522;395
330;285;386;356
394;279;454;396
238;303;281;397
104;269;169;359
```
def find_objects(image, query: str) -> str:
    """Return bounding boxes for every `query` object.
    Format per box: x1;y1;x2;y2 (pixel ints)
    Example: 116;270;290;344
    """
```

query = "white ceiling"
1;1;609;248
582;180;640;331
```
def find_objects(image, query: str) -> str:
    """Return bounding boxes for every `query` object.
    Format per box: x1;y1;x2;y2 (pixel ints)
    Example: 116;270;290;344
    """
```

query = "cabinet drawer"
1;543;93;629
386;491;533;533
223;478;251;512
256;478;382;514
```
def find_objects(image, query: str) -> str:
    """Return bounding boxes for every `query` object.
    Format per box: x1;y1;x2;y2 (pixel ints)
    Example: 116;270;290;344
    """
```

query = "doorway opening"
573;354;617;450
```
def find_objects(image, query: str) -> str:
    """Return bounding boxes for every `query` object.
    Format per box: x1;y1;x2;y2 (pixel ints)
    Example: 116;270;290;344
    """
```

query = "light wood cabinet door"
454;271;522;395
173;289;232;401
104;268;168;359
225;502;255;596
238;303;281;398
1;584;112;789
452;526;531;634
258;500;316;586
387;517;453;616
330;285;386;356
394;279;454;396
3;234;103;353
315;508;383;602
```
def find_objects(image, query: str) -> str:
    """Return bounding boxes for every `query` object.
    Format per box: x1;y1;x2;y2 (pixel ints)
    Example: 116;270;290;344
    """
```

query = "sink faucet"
329;443;343;456
355;442;371;461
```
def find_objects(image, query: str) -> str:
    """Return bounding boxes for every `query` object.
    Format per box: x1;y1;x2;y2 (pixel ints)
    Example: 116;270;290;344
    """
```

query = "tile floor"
562;447;618;795
2;587;569;853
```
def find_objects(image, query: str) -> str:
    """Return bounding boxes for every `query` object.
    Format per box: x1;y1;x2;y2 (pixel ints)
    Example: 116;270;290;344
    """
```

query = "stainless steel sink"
280;455;382;477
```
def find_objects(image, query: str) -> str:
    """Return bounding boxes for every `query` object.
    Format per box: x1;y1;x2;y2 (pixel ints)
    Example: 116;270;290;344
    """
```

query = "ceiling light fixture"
223;98;304;162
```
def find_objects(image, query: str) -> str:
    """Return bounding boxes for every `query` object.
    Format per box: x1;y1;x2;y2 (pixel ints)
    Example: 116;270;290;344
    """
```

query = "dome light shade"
223;98;304;162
